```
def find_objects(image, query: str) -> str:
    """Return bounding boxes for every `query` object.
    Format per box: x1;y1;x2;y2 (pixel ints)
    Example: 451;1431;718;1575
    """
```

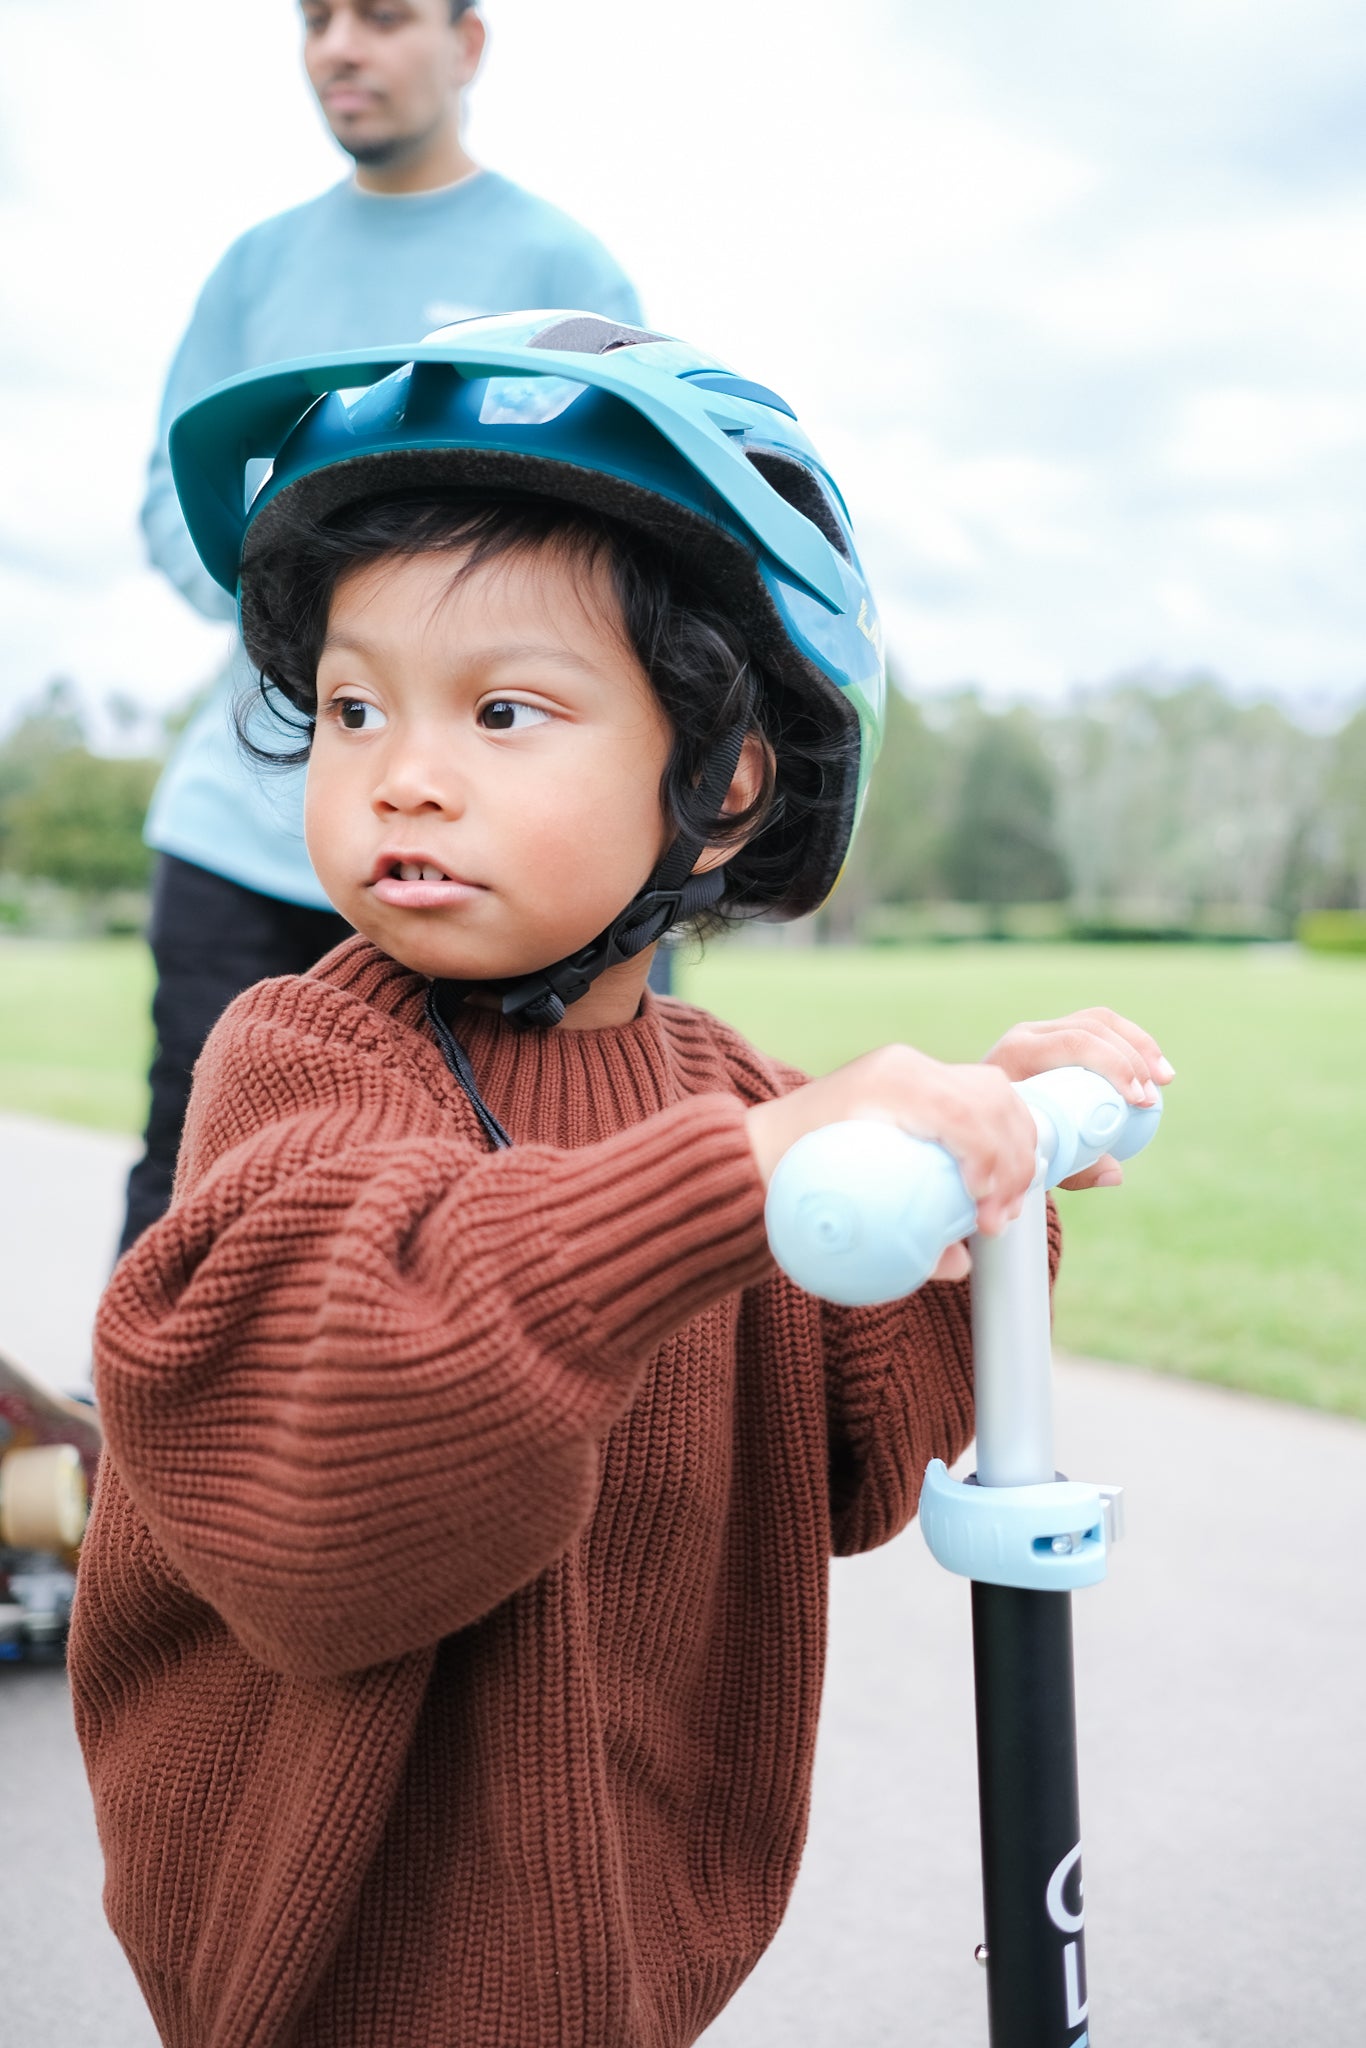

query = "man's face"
299;1;483;167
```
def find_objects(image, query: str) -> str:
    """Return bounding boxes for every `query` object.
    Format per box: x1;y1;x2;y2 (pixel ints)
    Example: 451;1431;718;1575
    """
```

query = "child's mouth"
370;857;483;912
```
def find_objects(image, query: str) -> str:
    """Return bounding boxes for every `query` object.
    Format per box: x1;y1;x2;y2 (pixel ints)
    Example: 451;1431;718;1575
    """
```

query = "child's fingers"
749;1046;1040;1220
1060;1020;1160;1105
845;1049;1036;1229
931;1241;972;1282
1058;1152;1125;1192
991;1011;1170;1106
1072;1007;1173;1093
1085;1006;1171;1080
902;1065;1039;1229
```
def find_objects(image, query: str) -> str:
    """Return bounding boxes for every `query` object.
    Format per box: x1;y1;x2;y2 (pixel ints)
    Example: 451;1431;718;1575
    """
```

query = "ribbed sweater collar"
318;939;708;1150
448;994;682;1149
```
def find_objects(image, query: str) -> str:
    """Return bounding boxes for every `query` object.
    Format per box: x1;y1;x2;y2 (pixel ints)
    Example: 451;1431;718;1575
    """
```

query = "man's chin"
330;126;407;168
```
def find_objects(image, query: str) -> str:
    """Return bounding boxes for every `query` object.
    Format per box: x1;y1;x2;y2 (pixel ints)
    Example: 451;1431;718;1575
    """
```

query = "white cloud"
1169;388;1366;484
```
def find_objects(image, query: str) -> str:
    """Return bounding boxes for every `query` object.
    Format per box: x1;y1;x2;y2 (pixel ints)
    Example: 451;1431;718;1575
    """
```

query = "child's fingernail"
1156;1057;1175;1081
1127;1079;1147;1103
1095;1168;1124;1187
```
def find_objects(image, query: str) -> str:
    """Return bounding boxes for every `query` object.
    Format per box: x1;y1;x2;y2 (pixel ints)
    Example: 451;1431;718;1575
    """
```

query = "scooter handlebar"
764;1065;1161;1307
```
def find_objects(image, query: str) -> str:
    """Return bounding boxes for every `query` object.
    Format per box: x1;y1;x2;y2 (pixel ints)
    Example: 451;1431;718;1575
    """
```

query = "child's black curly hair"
237;489;856;935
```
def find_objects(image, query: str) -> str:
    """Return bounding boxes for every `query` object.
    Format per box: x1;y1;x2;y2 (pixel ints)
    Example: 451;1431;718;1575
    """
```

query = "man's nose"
313;7;367;68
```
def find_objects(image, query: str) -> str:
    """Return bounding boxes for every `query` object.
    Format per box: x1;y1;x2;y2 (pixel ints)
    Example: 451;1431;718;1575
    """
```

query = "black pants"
118;857;677;1258
118;856;352;1257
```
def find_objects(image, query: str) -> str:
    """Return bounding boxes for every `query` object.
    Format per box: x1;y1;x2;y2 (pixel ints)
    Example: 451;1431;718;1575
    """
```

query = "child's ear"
692;732;772;876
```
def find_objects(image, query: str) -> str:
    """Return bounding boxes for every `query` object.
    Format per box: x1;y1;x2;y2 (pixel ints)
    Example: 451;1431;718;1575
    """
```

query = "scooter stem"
971;1186;1055;1488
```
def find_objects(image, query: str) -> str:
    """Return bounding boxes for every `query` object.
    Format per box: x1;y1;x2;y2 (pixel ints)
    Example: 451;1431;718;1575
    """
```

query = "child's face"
304;542;675;999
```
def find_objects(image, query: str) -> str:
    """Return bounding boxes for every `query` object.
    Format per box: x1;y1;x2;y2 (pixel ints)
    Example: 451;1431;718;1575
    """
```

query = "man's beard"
332;109;444;171
338;132;409;168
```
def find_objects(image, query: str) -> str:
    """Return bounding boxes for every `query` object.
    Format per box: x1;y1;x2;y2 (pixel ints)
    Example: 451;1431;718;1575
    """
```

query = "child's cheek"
302;751;357;902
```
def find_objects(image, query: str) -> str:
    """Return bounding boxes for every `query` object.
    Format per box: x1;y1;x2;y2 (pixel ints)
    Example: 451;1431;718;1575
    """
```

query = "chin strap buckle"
496;880;712;1029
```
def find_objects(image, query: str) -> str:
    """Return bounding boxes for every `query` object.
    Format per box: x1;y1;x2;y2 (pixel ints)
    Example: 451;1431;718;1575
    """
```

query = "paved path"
0;1111;136;1392
2;1112;1363;2045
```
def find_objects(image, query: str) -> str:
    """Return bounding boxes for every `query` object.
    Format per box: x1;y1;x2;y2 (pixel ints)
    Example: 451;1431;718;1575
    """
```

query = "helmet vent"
527;315;671;355
744;449;851;560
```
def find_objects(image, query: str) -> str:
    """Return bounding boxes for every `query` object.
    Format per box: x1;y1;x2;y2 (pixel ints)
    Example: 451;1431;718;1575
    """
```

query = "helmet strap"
433;703;752;1031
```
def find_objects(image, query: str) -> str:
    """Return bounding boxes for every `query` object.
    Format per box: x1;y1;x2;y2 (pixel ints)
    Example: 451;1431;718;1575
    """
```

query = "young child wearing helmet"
70;314;1171;2047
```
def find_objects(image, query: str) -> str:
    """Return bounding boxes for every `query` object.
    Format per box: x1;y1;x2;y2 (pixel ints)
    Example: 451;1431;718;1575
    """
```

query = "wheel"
0;1444;90;1551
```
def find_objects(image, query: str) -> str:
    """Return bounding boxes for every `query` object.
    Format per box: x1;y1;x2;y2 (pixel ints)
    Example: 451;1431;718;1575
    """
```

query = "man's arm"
140;245;251;621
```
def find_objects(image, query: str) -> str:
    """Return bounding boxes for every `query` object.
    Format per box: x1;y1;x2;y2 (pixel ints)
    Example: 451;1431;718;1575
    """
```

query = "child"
71;313;1171;2047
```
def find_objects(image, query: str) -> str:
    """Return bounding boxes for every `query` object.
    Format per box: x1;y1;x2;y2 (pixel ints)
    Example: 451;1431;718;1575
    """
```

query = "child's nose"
372;745;465;818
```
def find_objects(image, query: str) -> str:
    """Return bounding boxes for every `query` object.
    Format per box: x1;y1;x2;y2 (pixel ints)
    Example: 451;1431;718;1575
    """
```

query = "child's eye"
332;697;387;732
479;700;550;732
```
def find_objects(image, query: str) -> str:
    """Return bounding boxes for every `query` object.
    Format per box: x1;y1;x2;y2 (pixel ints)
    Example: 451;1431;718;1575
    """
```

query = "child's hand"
746;1046;1040;1281
982;1006;1174;1191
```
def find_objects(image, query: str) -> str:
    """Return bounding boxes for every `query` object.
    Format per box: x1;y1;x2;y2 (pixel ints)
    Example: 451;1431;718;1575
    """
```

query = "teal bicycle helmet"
169;310;887;1022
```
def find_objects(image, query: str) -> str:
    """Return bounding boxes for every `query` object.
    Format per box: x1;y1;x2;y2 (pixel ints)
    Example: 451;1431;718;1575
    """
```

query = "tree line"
0;681;161;924
1;670;1363;938
833;672;1366;941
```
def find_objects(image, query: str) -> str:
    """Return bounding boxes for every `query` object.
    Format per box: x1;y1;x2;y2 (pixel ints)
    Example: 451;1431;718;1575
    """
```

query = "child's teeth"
421;865;442;882
399;863;420;881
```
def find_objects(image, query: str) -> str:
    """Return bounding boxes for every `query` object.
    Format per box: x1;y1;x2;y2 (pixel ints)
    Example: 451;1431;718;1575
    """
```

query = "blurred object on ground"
1;1347;102;1662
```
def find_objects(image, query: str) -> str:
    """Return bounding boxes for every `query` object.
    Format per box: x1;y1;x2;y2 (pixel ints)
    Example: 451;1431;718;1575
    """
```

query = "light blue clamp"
919;1460;1123;1592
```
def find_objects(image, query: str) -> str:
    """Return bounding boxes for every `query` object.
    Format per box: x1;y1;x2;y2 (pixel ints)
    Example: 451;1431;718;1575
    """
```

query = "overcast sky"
3;0;1366;730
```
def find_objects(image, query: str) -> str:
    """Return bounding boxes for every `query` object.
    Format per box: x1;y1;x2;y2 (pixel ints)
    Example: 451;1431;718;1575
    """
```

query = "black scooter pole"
960;1190;1095;2046
972;1581;1088;2044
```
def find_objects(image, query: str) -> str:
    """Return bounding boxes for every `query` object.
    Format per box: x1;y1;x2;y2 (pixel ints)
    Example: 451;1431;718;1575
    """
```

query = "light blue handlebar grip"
763;1121;978;1307
764;1067;1163;1306
1016;1065;1163;1184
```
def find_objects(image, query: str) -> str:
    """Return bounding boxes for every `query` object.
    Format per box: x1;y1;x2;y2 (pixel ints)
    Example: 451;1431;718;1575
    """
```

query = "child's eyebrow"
319;630;603;678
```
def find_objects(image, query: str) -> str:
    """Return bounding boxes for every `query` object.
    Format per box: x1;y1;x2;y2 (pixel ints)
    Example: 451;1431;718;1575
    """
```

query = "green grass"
2;936;1363;1418
680;943;1366;1419
0;937;153;1132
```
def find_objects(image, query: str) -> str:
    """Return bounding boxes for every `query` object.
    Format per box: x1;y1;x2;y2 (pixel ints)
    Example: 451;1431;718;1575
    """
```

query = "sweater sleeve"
95;992;772;1680
822;1198;1064;1556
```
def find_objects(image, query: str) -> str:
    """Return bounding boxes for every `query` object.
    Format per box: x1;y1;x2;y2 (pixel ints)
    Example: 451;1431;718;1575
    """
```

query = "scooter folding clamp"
919;1460;1122;1592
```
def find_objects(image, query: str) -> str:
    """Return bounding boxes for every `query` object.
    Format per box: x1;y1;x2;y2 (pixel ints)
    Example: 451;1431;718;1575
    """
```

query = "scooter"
765;1067;1163;2048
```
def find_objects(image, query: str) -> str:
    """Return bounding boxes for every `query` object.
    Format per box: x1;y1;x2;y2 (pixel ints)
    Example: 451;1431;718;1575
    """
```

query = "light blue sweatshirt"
143;171;642;906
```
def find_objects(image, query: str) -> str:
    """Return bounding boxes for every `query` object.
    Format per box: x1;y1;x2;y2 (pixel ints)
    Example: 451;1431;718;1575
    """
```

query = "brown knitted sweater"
72;939;1046;2048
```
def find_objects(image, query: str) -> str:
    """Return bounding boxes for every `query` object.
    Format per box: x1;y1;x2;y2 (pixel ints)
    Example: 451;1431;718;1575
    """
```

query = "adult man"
122;0;642;1253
